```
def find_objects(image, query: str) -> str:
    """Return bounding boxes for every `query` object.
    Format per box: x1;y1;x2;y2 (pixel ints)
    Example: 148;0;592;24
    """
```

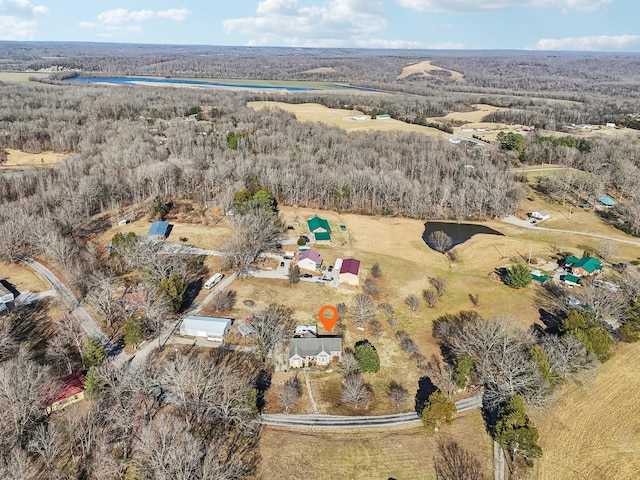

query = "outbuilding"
40;372;86;414
339;258;361;285
0;282;14;304
179;315;232;342
147;221;171;241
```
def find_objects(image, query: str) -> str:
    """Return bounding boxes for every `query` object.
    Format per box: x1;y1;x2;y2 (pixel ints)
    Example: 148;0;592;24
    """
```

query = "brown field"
532;342;640;480
0;260;49;293
258;410;492;480
2;149;69;168
397;60;464;81
438;103;505;124
0;72;49;85
248;101;447;137
301;67;337;74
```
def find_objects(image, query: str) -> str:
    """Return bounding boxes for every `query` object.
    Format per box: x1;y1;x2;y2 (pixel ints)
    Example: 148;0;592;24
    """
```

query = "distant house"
41;372;86;414
296;249;322;272
530;269;552;283
565;256;602;277
147;221;171;241
377;114;391;120
289;336;342;368
0;282;14;304
179;315;232;342
597;196;617;207
561;274;581;286
528;210;551;221
339;258;361;285
307;216;331;242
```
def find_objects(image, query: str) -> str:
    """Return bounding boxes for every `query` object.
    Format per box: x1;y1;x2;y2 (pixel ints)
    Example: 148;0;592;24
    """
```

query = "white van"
204;273;224;289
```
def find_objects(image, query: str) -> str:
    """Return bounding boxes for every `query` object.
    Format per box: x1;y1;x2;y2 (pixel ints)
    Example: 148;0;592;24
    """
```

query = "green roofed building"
314;231;331;243
565;256;602;277
307;216;331;242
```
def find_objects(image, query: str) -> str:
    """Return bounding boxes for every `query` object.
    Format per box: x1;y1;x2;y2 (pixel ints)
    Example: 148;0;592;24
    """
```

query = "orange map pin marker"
318;305;339;333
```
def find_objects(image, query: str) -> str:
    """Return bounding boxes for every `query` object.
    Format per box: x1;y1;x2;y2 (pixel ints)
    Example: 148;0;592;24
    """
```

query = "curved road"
260;393;483;429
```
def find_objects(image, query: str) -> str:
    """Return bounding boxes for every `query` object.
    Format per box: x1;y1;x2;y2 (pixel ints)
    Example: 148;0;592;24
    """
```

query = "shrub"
420;390;456;432
370;263;382;278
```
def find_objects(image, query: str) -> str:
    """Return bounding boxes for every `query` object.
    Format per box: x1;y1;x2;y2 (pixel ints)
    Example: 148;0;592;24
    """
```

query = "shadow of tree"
414;375;437;415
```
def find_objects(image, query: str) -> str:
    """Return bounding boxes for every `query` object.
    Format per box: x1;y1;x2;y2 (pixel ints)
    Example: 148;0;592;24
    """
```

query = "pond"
67;76;380;92
423;221;503;251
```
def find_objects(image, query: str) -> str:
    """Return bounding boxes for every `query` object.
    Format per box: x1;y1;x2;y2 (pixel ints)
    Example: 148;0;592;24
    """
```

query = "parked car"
280;261;285;267
179;237;188;242
287;225;295;230
301;235;310;242
320;275;333;281
275;243;282;249
301;273;313;278
328;265;334;272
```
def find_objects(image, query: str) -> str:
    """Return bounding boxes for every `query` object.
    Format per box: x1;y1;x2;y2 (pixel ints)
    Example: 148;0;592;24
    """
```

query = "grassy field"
258;410;492;480
300;67;337;74
397;60;464;81
0;260;49;293
248;101;447;137
2;149;69;168
532;341;640;480
0;72;48;84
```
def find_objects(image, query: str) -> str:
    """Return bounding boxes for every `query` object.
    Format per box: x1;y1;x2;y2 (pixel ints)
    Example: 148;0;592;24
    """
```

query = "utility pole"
528;245;532;264
503;239;507;259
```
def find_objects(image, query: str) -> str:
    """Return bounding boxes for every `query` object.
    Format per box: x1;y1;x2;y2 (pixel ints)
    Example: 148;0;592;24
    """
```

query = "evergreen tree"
561;309;614;362
495;395;542;466
354;340;380;373
157;273;186;313
453;354;474;389
504;263;532;289
421;390;457;432
84;366;102;400
124;314;145;349
82;337;107;368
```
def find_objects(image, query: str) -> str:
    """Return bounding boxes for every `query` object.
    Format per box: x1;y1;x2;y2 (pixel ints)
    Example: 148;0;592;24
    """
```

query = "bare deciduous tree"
423;355;456;396
433;439;485;480
387;380;408;407
404;294;419;311
370;262;382;278
341;374;370;409
85;274;125;329
251;304;295;362
423;289;439;308
430;277;447;297
287;263;300;284
362;277;379;296
429;230;453;253
210;289;237;312
340;349;361;377
350;294;376;325
280;375;302;413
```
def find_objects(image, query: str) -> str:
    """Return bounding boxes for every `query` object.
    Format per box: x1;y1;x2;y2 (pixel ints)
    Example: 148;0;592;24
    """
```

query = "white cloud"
394;0;611;13
94;8;190;25
0;15;36;40
0;0;47;15
0;0;47;40
224;0;428;48
157;8;190;21
528;35;640;51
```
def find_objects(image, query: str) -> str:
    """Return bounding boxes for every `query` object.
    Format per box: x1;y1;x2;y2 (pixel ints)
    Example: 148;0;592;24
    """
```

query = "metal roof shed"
179;315;232;342
147;221;171;241
597;196;617;206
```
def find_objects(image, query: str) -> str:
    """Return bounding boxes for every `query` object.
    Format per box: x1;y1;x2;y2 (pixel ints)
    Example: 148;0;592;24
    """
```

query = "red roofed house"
296;249;322;272
339;258;361;285
41;372;86;414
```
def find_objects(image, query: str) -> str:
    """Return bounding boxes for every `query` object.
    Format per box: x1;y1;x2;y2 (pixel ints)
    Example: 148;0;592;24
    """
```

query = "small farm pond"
423;221;503;251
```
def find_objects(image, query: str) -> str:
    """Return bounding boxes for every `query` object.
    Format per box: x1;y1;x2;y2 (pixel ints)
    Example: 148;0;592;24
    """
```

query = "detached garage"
179;315;232;342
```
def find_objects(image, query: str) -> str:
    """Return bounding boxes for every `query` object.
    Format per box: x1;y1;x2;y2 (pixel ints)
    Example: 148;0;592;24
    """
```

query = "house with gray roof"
289;336;342;368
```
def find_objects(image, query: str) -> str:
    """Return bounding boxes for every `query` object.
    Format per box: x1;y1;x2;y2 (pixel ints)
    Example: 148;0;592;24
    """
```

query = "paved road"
22;257;111;345
502;215;640;247
260;393;483;429
494;441;505;480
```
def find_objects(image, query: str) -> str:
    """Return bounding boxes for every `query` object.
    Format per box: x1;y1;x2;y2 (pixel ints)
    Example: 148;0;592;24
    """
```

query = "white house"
289;336;342;368
528;210;551;221
296;249;322;272
179;315;232;342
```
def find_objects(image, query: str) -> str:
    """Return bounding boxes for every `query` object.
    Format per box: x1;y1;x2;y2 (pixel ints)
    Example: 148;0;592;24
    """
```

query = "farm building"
296;249;322;271
307;216;331;242
0;282;14;304
565;256;602;277
147;221;171;241
562;274;581;286
531;270;552;283
528;210;551;221
179;315;232;342
41;372;86;414
377;114;391;120
339;258;361;285
597;196;617;207
289;336;342;368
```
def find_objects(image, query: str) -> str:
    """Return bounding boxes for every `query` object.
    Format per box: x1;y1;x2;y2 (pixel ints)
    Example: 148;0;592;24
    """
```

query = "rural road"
502;215;640;247
260;393;483;429
494;441;506;480
21;257;111;345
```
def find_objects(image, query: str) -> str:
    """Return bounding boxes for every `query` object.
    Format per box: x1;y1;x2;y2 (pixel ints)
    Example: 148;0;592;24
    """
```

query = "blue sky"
1;0;638;51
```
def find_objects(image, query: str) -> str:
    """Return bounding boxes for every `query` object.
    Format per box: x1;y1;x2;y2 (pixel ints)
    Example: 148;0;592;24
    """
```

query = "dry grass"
0;260;49;293
397;60;464;81
438;103;504;123
301;67;337;74
2;149;69;168
0;72;49;84
248;101;447;137
532;342;640;480
258;410;492;480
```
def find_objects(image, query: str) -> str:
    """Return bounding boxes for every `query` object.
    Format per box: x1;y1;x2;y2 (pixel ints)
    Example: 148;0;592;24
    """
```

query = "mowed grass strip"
258;410;492;480
532;342;640;480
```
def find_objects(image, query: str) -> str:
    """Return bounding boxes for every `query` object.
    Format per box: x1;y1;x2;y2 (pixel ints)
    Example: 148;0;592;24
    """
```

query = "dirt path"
494;441;505;480
304;368;320;414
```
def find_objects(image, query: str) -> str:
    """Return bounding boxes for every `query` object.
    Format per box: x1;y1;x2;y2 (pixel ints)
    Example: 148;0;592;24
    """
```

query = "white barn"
179;315;232;342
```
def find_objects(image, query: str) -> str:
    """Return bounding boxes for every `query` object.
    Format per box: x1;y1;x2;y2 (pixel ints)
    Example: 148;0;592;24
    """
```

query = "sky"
0;0;639;52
